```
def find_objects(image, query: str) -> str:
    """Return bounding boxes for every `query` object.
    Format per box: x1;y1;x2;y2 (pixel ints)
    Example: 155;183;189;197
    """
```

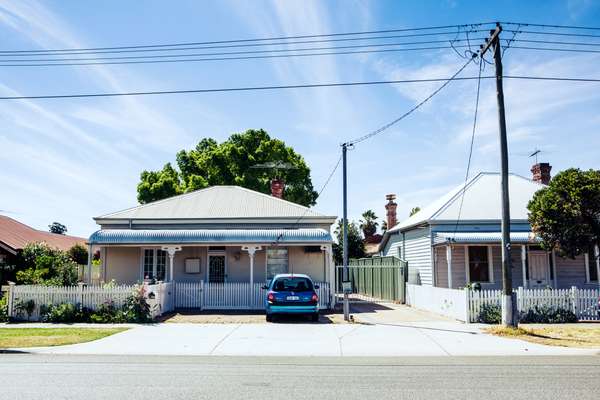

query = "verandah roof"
433;231;541;245
89;228;332;245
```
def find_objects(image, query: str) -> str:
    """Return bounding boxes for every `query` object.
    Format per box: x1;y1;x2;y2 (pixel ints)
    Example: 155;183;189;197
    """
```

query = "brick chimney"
531;163;552;185
385;194;397;229
270;178;284;198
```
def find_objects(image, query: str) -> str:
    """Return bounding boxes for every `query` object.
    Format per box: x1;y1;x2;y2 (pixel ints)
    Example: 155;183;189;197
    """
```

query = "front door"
208;255;226;283
529;252;550;288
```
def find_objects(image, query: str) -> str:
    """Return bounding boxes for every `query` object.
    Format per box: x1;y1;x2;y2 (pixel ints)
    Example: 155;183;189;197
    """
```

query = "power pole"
480;23;517;327
341;143;350;321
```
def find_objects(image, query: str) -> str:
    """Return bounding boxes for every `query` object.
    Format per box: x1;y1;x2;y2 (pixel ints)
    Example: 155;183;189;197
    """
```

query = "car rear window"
272;277;313;292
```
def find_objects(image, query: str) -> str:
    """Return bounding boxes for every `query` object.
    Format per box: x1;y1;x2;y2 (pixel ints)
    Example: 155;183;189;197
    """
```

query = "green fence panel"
337;257;407;303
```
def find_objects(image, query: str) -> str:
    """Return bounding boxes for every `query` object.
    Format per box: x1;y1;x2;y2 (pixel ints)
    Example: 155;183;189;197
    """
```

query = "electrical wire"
451;57;483;240
0;45;474;67
0;22;498;54
509;45;600;53
504;29;600;39
0;30;493;57
0;39;488;63
1;75;599;101
501;21;600;31
345;56;476;145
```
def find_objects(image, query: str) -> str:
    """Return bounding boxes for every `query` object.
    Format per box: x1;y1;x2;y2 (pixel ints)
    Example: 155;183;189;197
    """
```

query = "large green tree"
137;129;318;206
528;168;600;258
332;219;366;265
359;210;379;238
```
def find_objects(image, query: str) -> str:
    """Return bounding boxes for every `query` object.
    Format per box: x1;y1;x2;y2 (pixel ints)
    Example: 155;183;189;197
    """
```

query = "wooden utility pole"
480;23;517;327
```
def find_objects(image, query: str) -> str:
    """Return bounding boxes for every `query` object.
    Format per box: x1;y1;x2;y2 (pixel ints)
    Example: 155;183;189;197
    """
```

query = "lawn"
0;328;128;349
486;324;600;348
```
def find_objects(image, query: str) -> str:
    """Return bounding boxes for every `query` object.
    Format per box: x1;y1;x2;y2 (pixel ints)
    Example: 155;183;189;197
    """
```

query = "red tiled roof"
0;215;86;253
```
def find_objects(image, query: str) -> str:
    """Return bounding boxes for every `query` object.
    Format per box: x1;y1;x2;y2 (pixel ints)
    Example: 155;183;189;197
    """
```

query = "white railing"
468;287;600;322
173;281;331;311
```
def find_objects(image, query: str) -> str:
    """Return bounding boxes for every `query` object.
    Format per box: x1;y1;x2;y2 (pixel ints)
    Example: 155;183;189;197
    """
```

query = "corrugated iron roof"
388;173;545;233
433;231;540;244
89;228;332;245
0;215;86;252
95;186;332;221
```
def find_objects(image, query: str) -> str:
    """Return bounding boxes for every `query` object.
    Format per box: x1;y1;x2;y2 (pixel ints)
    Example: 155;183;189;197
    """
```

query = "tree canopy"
332;219;366;265
409;206;421;217
48;222;67;235
528;168;600;258
359;210;379;238
137;129;318;206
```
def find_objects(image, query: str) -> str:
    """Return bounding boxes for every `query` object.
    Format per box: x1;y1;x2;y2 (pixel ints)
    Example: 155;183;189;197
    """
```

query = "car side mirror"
261;285;269;290
314;284;320;289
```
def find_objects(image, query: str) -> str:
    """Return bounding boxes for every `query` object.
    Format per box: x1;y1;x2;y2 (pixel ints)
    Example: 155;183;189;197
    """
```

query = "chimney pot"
270;178;284;198
385;194;398;229
531;163;552;185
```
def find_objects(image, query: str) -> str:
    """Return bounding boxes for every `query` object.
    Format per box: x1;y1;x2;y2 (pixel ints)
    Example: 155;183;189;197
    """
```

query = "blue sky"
1;0;599;237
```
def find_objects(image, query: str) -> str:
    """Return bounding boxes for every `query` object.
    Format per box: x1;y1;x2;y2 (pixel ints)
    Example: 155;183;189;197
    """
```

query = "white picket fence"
174;281;331;311
5;280;332;321
8;283;138;321
468;287;600;322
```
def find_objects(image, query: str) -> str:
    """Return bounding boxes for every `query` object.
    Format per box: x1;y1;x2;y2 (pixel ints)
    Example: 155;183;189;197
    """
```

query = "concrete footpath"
9;321;598;357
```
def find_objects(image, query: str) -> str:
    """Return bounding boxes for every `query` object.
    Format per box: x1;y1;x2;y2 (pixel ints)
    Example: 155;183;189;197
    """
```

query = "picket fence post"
464;288;471;323
570;286;578;316
7;282;15;318
77;282;86;310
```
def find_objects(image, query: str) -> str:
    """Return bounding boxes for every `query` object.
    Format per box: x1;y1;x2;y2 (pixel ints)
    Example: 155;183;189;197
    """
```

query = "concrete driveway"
15;318;598;357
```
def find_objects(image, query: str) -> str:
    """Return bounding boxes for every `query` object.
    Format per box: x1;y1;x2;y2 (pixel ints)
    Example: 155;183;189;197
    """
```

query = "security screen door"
208;255;226;283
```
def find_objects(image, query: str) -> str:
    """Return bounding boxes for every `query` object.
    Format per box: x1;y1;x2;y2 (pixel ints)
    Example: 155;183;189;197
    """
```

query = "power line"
512;38;600;46
0;30;493;57
0;38;488;63
504;29;600;38
0;76;493;100
502;21;600;30
509;45;600;53
0;22;497;54
0;45;474;67
1;74;599;101
345;56;477;145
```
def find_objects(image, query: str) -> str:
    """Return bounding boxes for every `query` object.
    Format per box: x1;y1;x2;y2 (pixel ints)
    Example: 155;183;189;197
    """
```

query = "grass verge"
0;328;128;349
486;324;600;348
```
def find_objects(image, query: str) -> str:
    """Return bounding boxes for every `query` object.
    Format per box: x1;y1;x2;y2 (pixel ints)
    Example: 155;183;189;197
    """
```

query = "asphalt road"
1;354;599;399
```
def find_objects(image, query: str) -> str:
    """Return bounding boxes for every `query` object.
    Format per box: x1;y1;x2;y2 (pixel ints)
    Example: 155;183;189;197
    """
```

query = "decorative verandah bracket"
161;246;182;282
241;245;262;285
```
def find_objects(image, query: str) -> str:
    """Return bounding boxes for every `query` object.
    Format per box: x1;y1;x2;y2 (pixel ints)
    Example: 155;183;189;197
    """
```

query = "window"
266;248;288;280
143;249;167;280
271;276;313;292
0;253;6;266
468;246;490;283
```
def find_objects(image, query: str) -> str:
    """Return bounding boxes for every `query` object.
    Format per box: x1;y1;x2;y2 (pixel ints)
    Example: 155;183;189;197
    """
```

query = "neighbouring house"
0;215;86;282
87;184;336;293
379;163;600;290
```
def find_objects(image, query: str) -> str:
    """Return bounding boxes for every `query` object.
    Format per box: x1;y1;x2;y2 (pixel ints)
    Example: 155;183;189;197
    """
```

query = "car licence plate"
286;296;300;301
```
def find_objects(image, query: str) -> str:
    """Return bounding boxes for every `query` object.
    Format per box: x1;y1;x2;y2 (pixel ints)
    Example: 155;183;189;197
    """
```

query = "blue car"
263;274;320;322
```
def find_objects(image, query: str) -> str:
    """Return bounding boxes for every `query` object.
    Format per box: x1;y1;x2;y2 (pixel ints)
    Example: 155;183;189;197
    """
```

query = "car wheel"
266;314;273;322
311;313;319;322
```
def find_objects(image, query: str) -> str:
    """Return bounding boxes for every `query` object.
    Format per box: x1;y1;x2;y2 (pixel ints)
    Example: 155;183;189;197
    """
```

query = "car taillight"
267;293;275;303
311;293;319;303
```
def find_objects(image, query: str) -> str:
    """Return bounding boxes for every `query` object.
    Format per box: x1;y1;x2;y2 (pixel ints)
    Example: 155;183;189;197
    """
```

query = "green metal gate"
336;256;407;303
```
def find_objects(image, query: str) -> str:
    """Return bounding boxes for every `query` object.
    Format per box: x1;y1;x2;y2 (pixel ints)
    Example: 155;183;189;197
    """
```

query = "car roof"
272;273;312;279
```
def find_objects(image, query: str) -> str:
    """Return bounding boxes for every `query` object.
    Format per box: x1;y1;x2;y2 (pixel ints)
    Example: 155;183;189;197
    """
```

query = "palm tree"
359;210;379;238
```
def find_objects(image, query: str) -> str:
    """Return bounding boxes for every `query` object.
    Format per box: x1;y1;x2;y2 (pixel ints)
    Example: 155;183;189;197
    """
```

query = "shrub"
121;285;152;323
68;244;88;265
519;305;578;324
13;298;36;320
16;242;79;286
478;303;501;324
0;295;8;322
41;303;91;323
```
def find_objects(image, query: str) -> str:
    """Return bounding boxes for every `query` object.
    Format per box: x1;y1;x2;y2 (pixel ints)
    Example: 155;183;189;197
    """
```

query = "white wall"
406;283;468;322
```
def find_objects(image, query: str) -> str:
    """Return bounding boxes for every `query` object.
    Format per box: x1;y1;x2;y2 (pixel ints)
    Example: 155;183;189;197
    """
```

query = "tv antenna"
250;161;298;177
529;148;542;164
